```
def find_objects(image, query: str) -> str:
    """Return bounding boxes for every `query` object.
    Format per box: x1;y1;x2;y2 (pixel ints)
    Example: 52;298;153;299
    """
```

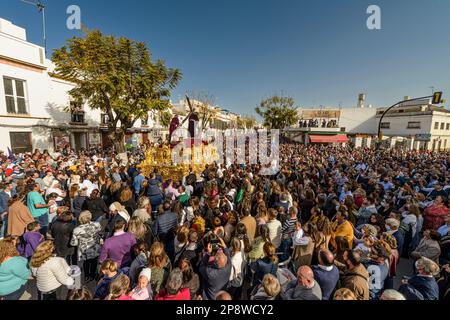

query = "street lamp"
21;0;47;55
377;92;444;149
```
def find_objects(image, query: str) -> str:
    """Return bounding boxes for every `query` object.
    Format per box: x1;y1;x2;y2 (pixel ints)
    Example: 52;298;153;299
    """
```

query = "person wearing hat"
130;267;152;300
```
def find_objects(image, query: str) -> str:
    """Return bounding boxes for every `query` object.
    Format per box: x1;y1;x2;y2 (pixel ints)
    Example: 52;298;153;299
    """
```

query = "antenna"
21;0;47;56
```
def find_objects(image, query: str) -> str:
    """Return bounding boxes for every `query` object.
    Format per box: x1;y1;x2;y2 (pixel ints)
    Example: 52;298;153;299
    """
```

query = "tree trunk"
108;128;126;153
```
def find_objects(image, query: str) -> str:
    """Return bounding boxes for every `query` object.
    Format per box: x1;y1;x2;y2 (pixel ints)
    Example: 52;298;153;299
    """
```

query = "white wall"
340;108;377;134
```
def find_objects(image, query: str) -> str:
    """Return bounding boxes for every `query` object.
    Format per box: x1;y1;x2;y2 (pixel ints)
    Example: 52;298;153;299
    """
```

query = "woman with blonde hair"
380;233;399;289
148;242;172;294
30;240;74;300
127;216;149;243
250;242;279;287
106;274;134;300
0;239;31;300
250;273;281;300
333;288;357;300
173;224;190;265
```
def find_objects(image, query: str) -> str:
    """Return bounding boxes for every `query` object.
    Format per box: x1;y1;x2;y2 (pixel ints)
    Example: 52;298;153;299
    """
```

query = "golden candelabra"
138;143;220;180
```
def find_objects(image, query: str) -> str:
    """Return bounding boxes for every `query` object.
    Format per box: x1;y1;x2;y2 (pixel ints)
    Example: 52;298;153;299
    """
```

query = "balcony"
100;114;110;127
70;110;87;125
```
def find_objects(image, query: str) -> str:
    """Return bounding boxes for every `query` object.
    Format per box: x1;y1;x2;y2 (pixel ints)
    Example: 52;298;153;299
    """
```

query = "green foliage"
255;95;299;129
159;110;173;128
236;116;257;129
52;30;182;150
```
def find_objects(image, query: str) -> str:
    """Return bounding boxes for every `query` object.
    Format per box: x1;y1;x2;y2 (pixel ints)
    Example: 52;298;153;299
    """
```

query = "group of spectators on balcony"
299;119;339;129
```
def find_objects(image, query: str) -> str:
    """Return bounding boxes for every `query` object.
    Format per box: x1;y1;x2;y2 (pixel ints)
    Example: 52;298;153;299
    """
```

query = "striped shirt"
282;217;298;236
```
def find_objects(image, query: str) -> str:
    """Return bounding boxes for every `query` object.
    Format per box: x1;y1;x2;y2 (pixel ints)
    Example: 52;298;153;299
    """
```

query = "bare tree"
186;91;218;130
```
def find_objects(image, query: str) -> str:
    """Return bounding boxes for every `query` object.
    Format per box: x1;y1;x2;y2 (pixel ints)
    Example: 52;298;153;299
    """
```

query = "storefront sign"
415;133;431;141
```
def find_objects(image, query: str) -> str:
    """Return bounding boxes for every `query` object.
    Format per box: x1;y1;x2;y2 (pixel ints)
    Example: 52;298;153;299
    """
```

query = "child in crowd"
46;193;59;224
22;221;44;260
129;268;152;300
94;259;121;300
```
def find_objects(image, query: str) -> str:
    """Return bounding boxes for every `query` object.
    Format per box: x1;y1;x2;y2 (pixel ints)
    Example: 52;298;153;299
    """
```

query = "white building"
0;18;169;153
286;94;378;147
376;98;450;151
0;18;104;153
286;93;450;151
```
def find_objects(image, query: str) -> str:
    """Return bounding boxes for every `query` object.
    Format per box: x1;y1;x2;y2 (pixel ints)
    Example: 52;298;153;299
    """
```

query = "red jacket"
155;287;190;300
423;204;449;231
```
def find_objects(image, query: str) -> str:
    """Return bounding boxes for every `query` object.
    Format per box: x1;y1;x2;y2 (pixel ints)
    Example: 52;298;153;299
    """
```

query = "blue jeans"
1;284;26;300
35;214;49;238
0;214;7;238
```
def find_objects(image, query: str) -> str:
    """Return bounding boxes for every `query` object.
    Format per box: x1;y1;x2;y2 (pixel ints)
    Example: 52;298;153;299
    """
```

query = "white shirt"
267;219;282;248
292;229;310;246
229;251;245;287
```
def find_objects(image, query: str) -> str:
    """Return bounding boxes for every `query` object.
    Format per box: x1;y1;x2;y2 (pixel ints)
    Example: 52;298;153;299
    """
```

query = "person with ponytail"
105;274;134;300
250;242;279;288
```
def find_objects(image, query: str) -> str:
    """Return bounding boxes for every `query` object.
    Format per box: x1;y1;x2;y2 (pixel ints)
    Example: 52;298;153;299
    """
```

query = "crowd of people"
0;142;449;301
298;119;339;128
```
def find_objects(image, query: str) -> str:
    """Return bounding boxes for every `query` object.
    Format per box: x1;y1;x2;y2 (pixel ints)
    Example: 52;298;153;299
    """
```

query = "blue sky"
1;0;449;115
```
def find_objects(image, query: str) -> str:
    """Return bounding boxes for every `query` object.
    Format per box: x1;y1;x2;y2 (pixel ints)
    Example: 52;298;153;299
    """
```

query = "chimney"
357;93;365;108
404;96;411;101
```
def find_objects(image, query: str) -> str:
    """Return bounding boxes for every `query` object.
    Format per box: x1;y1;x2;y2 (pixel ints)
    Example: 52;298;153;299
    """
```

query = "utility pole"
21;0;47;56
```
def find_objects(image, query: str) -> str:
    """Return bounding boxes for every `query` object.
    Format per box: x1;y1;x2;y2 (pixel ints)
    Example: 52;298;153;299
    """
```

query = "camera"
210;239;220;252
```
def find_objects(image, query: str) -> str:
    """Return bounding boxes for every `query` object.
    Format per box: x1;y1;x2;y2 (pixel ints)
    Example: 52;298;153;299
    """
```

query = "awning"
309;134;349;143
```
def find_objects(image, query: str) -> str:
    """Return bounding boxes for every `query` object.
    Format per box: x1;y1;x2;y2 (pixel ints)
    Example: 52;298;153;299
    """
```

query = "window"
434;122;439;130
141;116;149;126
9;132;32;154
380;122;390;129
340;127;346;132
446;123;450;131
407;122;421;129
3;77;28;114
441;122;445;130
